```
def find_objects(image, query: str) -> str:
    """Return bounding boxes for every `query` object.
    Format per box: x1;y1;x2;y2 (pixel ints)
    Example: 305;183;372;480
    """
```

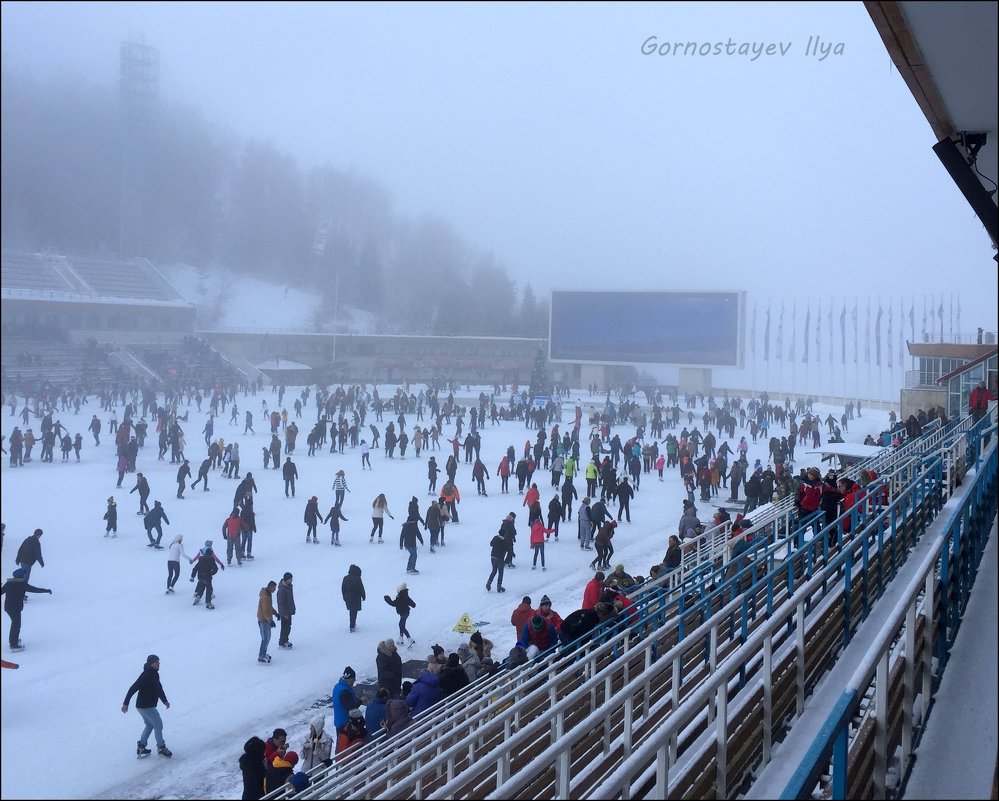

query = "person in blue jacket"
405;670;442;717
331;666;360;728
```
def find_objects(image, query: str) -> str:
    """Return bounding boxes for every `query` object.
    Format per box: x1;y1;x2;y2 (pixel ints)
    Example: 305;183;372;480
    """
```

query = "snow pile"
159;263;377;335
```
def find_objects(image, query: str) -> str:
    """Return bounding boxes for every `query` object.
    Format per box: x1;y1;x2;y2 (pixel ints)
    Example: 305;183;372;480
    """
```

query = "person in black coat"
376;639;404;699
1;567;52;650
192;545;222;608
130;473;151;514
384;583;416;643
282;457;298;498
121;654;171;757
176;460;191;499
15;529;45;583
560;478;578;521
399;518;425;574
144;502;171;548
663;535;682;569
304;496;321;543
239;736;267;800
191;457;212;492
104;497;118;537
341;564;366;632
234;473;258;508
439;652;471;697
558;607;601;649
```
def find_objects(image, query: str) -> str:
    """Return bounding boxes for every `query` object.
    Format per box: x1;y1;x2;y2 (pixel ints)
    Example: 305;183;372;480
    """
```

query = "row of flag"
749;295;963;367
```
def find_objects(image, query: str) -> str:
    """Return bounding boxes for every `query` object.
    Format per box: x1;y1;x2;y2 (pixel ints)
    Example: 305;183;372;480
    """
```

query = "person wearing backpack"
795;466;823;522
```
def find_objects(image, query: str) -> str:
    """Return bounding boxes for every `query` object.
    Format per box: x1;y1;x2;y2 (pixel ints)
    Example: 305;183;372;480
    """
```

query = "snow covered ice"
0;387;891;799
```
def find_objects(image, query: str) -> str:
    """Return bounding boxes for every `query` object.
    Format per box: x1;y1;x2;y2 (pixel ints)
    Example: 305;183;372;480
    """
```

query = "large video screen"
549;290;743;367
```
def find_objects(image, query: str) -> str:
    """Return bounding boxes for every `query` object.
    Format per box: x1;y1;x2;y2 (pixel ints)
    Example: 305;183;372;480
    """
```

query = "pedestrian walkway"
903;520;998;800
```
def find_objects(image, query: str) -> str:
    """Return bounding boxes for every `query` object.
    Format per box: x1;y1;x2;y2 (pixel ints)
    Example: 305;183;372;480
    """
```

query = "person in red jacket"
838;477;863;536
263;728;288;764
529;519;556;570
518;615;558;657
969;381;995;422
510;595;533;640
222;509;247;566
582;572;605;609
534;594;563;631
523;483;540;510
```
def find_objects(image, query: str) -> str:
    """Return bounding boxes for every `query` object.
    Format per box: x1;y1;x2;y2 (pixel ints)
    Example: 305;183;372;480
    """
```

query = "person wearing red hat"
265;748;298;793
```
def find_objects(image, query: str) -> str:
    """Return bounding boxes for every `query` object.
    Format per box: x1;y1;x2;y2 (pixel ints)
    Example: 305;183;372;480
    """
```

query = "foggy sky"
2;1;996;331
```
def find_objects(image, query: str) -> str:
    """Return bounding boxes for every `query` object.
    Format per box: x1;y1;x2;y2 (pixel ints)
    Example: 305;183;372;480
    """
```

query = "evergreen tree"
529;348;551;398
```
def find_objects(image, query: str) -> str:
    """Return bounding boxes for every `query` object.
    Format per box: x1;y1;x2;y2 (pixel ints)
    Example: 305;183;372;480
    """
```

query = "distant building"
902;334;997;418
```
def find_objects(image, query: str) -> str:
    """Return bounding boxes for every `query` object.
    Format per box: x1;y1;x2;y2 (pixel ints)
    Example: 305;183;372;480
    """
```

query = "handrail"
777;436;997;799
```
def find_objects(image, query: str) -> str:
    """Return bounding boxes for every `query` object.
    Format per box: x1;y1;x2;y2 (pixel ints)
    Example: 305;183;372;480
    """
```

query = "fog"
2;1;996;390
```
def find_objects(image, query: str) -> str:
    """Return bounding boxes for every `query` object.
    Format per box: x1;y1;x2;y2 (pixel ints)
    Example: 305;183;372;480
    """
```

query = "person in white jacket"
166;535;190;594
301;714;333;770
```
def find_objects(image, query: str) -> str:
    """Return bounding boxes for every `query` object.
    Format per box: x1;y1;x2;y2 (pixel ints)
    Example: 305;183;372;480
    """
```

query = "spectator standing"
341;564;366;632
277;572;296;649
257;580;278;664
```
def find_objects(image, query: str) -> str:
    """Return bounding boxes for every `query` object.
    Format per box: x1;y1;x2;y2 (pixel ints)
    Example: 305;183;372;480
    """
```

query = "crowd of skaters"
3;373;960;793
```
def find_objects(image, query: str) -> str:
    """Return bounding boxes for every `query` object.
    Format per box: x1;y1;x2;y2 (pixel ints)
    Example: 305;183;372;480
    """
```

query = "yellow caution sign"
452;613;476;634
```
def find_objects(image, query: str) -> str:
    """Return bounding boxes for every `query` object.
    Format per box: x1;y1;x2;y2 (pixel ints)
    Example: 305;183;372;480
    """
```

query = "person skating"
399;516;424;574
104;497;118;538
500;511;518;568
591;520;617;570
144;501;170;549
384;583;416;646
130;473;151;515
165;535;190;593
277;572;296;649
282;457;298;498
486;528;509;593
304;496;321;543
370;493;394;543
323;502;349;546
191;457;212;492
427;456;441;495
121;654;172;758
234;472;258;508
425;498;447;552
1;567;51;652
176;460;191;499
529;519;556;571
191;541;224;608
577;497;594;550
333;470;350;507
223;508;247;565
341;565;366;632
257;581;278;664
439;480;460;523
